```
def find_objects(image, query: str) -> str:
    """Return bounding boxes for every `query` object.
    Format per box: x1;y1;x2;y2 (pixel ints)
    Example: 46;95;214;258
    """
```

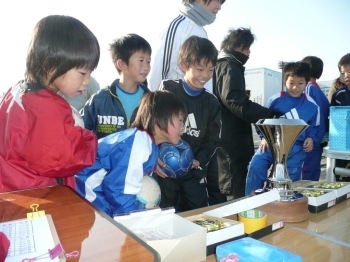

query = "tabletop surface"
180;191;350;262
0;186;160;262
2;185;350;262
323;146;350;159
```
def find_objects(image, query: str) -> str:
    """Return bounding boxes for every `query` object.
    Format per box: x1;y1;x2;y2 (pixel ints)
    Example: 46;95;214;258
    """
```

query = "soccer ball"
136;176;161;209
158;139;194;178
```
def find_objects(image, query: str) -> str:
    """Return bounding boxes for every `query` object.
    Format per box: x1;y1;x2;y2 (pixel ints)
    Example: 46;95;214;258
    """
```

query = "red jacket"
0;82;97;192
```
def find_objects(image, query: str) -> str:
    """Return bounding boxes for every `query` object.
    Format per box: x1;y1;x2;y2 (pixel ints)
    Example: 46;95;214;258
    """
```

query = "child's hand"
191;159;201;170
303;137;314;152
259;139;269;152
155;158;168;178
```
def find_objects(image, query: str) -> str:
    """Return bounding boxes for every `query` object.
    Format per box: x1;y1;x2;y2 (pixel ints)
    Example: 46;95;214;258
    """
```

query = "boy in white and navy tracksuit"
148;0;225;93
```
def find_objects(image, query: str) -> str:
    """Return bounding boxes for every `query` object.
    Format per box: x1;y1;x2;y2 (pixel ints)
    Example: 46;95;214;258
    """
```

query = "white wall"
245;68;282;106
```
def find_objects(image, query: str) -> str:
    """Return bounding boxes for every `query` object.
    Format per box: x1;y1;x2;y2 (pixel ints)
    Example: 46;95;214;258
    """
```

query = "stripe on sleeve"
162;15;186;79
124;131;153;194
85;168;108;202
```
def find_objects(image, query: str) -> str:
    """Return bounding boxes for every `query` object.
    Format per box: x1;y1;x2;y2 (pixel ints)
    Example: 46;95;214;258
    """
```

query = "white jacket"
148;15;213;93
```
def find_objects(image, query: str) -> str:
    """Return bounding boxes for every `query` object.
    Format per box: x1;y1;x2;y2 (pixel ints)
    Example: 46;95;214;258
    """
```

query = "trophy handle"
256;119;265;125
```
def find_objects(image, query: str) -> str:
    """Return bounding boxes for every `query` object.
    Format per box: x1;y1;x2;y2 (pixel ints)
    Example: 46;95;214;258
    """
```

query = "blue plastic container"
216;237;302;262
329;106;350;151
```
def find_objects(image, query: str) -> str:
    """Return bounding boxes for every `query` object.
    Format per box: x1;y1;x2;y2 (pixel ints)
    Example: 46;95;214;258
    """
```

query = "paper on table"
0;215;64;262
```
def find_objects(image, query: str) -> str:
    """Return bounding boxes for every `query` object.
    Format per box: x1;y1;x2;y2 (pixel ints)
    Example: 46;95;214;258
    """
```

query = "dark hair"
301;56;323;79
283;62;311;84
338;53;350;72
182;0;225;4
220;27;255;54
110;34;151;74
178;36;218;68
131;91;187;134
25;15;100;88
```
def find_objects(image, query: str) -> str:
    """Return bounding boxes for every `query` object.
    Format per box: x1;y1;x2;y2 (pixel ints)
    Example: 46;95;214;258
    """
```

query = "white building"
318;80;333;97
245;68;334;104
244;68;282;106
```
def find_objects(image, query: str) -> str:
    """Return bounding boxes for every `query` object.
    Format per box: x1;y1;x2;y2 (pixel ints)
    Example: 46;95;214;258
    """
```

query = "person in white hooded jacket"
148;0;225;93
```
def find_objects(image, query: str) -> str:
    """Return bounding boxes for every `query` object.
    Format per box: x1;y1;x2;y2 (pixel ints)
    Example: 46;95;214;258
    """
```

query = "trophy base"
267;179;294;200
258;196;309;223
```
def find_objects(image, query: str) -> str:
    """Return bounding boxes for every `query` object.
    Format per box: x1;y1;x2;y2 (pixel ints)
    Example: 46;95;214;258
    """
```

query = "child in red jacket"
0;15;100;192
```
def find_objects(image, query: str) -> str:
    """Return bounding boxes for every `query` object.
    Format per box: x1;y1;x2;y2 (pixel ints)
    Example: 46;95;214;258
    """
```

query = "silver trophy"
255;118;309;200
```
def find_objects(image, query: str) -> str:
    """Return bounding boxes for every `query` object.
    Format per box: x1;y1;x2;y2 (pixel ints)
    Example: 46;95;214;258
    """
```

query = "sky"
0;0;349;95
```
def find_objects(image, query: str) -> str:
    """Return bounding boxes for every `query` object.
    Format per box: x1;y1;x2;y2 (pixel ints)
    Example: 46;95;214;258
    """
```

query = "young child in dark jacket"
81;33;151;139
157;36;222;211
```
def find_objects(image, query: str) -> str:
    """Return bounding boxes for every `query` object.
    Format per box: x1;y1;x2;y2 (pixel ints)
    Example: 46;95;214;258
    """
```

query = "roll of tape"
238;209;267;234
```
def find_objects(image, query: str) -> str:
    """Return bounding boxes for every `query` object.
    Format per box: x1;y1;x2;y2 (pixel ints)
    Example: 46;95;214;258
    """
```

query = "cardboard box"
244;214;284;239
296;188;337;213
199;190;284;255
297;182;350;204
185;214;245;246
202;189;281;218
199;213;285;256
114;208;206;262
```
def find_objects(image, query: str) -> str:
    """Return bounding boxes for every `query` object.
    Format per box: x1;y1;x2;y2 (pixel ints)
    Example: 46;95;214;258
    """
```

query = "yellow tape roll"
238;210;267;234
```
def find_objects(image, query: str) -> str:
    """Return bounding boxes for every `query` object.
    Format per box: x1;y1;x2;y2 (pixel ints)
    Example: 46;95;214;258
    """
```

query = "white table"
323;147;350;181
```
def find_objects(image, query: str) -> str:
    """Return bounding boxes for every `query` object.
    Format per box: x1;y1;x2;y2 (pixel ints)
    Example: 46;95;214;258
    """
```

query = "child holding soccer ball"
157;36;222;211
75;91;187;216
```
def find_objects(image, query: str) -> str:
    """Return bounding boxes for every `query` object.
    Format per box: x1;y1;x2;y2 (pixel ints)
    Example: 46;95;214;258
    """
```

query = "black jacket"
213;52;276;154
331;86;350;106
213;52;277;195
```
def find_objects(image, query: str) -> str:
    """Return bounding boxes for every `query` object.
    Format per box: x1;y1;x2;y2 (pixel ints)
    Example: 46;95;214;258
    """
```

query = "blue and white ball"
158;139;194;178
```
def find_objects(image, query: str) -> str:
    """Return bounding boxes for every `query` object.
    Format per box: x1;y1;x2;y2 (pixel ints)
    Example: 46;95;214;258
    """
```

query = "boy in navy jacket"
81;34;151;139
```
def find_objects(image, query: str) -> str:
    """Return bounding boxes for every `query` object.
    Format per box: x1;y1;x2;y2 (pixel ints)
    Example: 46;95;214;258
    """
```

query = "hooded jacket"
0;82;97;192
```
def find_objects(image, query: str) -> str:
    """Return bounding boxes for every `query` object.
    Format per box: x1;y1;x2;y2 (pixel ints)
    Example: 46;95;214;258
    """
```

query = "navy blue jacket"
80;79;149;139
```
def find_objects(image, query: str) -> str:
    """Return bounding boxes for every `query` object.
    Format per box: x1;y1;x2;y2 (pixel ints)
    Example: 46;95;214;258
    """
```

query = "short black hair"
338;53;350;72
179;36;218;68
182;0;225;4
25;15;100;87
110;34;151;74
283;62;311;84
220;27;255;54
131;91;187;135
301;56;323;79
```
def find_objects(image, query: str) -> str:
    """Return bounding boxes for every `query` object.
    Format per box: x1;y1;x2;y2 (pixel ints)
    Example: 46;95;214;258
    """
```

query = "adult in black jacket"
213;28;282;198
